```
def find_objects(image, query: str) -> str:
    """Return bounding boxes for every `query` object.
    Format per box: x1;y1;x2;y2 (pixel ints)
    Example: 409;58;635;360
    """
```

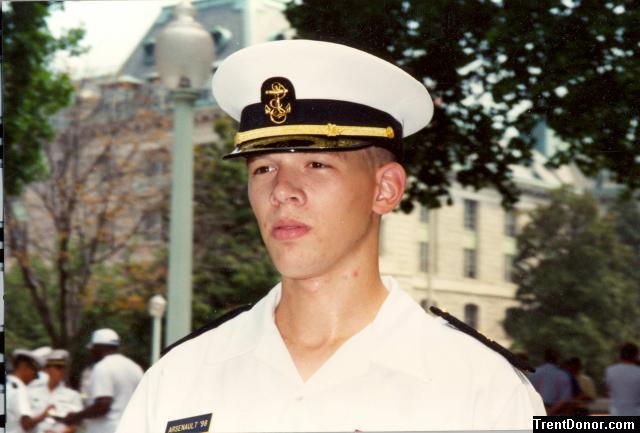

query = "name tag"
165;413;212;433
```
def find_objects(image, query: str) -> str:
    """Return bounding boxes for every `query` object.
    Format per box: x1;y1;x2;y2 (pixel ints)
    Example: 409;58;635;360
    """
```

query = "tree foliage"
192;118;279;328
285;0;639;209
3;1;87;196
504;189;640;388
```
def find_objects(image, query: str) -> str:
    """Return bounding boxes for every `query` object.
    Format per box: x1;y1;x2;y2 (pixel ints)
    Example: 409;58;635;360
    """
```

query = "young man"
605;342;640;415
6;349;52;433
28;349;83;433
117;40;544;432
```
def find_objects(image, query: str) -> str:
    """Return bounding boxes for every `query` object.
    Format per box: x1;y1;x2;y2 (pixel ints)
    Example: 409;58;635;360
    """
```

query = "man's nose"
271;169;306;206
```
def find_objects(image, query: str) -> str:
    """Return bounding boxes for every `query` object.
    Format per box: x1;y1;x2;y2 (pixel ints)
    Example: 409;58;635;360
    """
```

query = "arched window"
464;304;479;329
210;26;232;54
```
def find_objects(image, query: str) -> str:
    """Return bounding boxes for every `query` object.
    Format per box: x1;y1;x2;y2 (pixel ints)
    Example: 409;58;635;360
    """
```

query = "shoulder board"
161;304;253;358
429;306;535;373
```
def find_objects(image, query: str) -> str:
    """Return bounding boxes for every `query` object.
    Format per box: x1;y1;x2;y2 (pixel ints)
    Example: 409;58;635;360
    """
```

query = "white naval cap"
87;328;120;348
12;348;45;369
32;346;53;359
212;39;433;159
45;349;70;367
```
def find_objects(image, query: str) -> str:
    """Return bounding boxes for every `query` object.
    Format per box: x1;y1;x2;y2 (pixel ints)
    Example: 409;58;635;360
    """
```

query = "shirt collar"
205;276;434;381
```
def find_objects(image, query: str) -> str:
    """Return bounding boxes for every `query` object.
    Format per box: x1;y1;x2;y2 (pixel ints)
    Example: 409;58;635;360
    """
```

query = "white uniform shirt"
86;353;143;433
117;276;544;432
6;375;34;433
27;382;83;433
605;362;640;415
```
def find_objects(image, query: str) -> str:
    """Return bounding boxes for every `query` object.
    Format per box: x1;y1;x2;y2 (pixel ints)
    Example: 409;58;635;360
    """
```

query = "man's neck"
275;259;388;381
277;274;387;343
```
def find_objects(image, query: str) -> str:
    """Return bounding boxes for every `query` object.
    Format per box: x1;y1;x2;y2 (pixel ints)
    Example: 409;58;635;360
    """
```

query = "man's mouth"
271;219;311;240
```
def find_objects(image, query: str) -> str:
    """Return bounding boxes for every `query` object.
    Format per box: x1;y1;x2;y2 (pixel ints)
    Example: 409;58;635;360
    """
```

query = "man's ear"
372;162;406;215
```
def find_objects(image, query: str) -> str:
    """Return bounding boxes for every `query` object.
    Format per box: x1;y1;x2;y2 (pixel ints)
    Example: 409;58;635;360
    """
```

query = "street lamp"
156;0;214;345
148;294;167;364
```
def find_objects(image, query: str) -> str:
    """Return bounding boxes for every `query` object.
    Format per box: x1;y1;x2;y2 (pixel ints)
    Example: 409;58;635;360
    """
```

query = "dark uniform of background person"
116;39;545;433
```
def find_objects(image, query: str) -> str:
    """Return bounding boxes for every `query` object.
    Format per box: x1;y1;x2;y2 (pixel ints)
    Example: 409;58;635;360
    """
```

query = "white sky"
46;0;178;78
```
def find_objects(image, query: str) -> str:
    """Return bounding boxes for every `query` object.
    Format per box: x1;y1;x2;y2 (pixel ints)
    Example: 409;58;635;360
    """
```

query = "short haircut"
620;342;639;361
362;145;396;169
543;348;560;364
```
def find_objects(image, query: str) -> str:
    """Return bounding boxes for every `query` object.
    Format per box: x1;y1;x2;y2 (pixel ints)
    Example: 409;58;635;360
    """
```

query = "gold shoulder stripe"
235;124;395;145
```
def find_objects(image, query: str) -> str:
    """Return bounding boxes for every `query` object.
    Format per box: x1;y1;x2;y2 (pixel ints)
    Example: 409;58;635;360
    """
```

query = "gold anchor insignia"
264;82;291;124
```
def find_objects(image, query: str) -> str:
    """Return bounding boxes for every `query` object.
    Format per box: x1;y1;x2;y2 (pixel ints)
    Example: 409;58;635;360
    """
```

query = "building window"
464;199;477;230
463;248;477;278
419;241;429;272
464;304;479;329
210;26;232;54
505;254;516;283
143;39;155;66
420;205;429;223
505;210;517;237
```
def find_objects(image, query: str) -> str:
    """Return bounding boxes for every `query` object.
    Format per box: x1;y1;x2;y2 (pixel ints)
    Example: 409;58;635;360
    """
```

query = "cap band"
235;124;394;146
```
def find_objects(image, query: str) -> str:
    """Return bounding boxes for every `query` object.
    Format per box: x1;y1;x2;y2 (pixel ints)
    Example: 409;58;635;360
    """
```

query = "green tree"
504;189;640;389
285;0;639;209
3;1;86;196
191;118;279;328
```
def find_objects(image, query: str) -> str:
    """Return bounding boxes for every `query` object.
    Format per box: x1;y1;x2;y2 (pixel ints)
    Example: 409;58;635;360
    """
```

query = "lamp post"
148;294;167;364
156;0;214;345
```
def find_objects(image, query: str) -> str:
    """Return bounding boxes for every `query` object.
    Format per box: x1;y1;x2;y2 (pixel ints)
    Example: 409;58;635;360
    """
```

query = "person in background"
6;349;52;433
28;349;83;433
605;342;640;415
529;348;573;415
28;347;53;389
564;356;596;415
61;329;143;433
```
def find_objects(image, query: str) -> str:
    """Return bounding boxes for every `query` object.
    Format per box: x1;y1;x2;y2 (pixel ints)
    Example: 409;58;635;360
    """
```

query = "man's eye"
252;166;274;175
309;161;328;169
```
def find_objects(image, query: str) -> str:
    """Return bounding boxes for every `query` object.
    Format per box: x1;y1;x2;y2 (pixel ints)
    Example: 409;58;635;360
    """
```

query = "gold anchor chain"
264;82;292;124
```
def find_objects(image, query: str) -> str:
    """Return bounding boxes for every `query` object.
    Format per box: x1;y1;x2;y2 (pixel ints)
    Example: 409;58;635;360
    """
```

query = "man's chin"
274;261;325;281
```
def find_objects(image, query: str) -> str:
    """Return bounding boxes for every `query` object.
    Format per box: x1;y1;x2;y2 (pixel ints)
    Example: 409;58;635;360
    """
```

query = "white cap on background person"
87;328;121;348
